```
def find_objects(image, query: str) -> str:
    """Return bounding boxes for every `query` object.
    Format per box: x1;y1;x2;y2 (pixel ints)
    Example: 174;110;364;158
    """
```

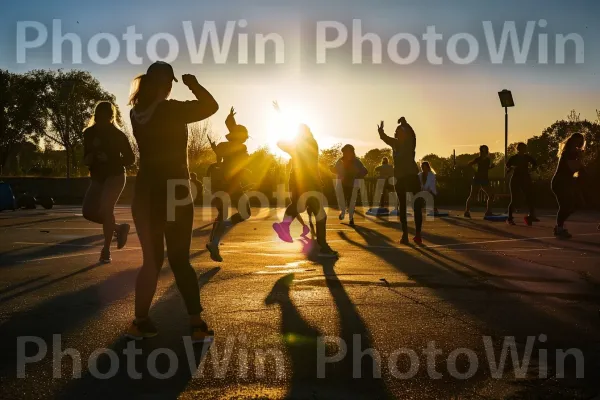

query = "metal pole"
504;107;508;177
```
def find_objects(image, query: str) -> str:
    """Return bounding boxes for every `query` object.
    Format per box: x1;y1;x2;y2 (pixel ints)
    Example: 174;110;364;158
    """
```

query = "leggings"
82;174;126;247
379;182;395;208
552;179;576;227
208;192;252;246
508;175;535;219
132;179;201;315
341;185;358;218
395;175;425;236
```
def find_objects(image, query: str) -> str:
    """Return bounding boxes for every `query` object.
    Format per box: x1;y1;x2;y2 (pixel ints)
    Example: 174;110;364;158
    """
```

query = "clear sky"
1;0;599;159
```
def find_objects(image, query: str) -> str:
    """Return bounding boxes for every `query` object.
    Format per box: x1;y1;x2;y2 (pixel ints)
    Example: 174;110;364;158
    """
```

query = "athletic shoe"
206;243;223;262
507;218;516;226
554;226;572;239
273;222;293;243
300;225;311;237
400;234;410;245
190;321;215;344
413;235;423;245
523;216;533;226
339;210;346;220
116;223;130;249
99;247;112;264
125;318;158;340
463;211;471;218
318;245;339;258
349;218;355;226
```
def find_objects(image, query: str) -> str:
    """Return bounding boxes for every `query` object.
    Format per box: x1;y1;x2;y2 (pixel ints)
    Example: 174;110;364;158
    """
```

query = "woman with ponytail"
127;62;219;342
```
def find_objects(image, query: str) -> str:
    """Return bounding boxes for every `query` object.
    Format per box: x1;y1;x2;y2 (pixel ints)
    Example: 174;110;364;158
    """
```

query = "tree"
34;69;119;178
0;70;46;174
188;120;212;169
361;148;392;176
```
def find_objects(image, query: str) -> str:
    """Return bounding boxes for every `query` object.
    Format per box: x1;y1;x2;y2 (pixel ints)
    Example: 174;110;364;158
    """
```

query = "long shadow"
337;224;600;397
0;234;106;268
56;267;220;399
0;275;48;296
192;222;215;238
265;274;323;399
308;248;391;399
0;214;80;229
0;263;102;304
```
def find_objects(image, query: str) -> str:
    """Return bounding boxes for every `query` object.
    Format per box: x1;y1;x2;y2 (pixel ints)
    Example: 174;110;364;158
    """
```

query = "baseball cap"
146;61;178;82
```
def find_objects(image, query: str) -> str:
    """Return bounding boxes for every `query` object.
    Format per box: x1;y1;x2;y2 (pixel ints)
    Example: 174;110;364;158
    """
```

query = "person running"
127;61;219;342
272;124;338;257
419;161;439;215
332;144;368;226
375;157;395;208
552;132;586;239
205;107;251;262
506;142;538;226
464;145;495;218
377;118;425;245
82;101;135;263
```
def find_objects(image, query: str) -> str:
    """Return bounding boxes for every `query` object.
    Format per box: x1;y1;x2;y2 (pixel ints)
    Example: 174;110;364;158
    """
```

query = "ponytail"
128;74;159;109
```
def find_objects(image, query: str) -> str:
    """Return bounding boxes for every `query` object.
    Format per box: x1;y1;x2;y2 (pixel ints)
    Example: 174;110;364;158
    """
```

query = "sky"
1;0;599;159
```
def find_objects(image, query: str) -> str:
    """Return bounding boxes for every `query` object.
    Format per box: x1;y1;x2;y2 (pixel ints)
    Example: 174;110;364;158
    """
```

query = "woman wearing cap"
377;117;425;245
331;144;368;226
82;101;135;263
127;62;219;342
205;107;251;262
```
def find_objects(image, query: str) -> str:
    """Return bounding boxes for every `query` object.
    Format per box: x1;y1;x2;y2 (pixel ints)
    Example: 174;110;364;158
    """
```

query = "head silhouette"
559;132;585;158
341;144;356;159
128;62;177;109
382;157;389;165
88;101;117;127
479;145;489;156
517;142;527;154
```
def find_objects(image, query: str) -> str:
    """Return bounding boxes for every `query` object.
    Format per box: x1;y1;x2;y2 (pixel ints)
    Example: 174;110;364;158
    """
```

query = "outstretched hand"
377;121;385;135
272;100;281;113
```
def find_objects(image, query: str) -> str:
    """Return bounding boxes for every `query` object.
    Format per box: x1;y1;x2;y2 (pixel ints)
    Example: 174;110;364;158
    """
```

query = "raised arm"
168;74;219;124
277;140;294;157
377;121;399;148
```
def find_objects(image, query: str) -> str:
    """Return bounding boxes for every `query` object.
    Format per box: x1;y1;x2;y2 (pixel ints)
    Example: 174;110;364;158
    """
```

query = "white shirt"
418;171;437;195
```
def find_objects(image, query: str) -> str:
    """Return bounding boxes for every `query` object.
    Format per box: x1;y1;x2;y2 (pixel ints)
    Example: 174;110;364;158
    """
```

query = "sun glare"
266;103;325;159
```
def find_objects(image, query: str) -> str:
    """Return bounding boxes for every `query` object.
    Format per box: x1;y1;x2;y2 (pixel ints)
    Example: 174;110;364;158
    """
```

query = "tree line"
2;69;599;203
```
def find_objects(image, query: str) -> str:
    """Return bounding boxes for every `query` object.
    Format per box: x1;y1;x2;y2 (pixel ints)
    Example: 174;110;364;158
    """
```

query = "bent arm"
83;132;94;167
170;84;219;124
119;132;136;167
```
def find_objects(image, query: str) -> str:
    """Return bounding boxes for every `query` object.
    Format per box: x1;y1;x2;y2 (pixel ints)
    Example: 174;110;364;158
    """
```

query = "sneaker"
206;243;223;262
116;223;130;249
190;321;215;344
125;318;158;340
318;245;339;258
400;234;410;245
523;216;533;226
413;235;423;245
300;225;310;238
554;226;572;239
464;211;471;218
339;210;346;220
349;218;355;226
507;218;516;226
99;247;112;263
273;222;293;243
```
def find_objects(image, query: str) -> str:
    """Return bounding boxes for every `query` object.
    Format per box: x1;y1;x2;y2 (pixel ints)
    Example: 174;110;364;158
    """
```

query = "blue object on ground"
429;211;450;217
366;207;390;216
0;182;16;211
484;214;509;222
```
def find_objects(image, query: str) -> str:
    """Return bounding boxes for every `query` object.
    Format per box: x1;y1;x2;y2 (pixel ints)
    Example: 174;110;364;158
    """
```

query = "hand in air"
377;121;385;135
182;74;199;89
272;101;281;113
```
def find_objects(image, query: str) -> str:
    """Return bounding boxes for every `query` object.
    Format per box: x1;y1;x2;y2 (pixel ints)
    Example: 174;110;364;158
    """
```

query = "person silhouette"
552;133;586;238
205;107;252;262
272;124;338;257
82;101;135;263
419;161;438;215
375;157;395;209
464;145;495;218
127;61;219;342
506;142;538;226
331;144;368;226
377;117;425;244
